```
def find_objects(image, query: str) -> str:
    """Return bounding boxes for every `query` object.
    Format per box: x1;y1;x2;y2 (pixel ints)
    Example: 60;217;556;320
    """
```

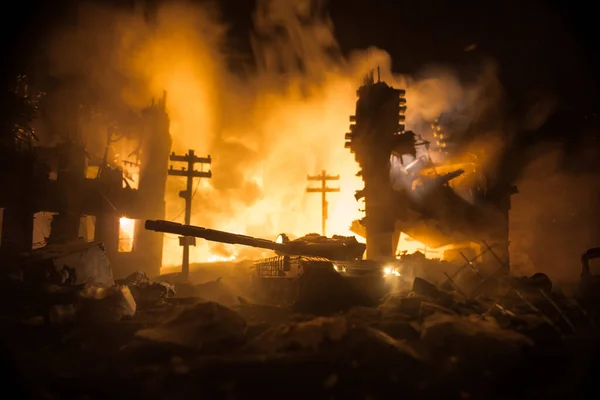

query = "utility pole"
168;149;212;280
306;170;340;237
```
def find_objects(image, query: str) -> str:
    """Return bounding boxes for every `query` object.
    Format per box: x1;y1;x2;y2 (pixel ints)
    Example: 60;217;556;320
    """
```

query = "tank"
145;220;401;312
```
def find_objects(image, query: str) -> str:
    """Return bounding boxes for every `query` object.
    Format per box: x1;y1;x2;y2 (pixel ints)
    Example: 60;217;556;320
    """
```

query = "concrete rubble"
22;240;115;288
135;301;247;350
116;271;175;309
1;244;600;399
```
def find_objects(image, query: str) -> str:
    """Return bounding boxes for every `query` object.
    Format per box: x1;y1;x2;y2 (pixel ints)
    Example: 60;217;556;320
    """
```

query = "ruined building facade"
0;94;171;278
346;73;516;271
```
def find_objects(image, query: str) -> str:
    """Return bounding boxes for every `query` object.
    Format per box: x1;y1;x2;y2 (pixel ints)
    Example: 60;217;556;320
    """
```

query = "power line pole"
168;149;212;280
306;170;340;237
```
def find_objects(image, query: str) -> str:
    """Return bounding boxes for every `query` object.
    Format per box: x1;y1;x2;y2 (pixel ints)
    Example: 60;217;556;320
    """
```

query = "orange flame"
46;2;499;267
118;217;135;253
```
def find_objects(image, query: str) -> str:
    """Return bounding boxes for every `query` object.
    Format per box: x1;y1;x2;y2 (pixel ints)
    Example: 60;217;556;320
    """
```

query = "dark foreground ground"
1;262;600;400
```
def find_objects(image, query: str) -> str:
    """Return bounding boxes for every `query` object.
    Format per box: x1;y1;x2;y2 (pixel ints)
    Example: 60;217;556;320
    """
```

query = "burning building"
0;93;171;278
347;71;517;272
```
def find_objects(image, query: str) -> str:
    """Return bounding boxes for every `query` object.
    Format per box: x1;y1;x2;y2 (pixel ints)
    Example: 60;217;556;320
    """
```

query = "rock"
489;313;563;346
412;277;443;299
48;304;77;326
345;306;382;323
246;317;348;353
419;301;457;319
379;294;426;318
375;319;421;341
77;285;137;323
245;316;423;366
420;313;533;362
194;278;238;306
232;304;292;325
135;301;247;350
357;327;422;361
378;293;405;311
117;271;175;309
22;241;114;288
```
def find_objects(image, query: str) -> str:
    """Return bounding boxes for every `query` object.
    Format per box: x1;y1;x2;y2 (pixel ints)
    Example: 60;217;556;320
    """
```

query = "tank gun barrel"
145;220;284;252
145;220;366;260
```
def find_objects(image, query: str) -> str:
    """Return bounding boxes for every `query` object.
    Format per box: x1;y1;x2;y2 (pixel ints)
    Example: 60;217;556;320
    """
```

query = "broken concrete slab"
48;304;77;326
412;277;443;299
117;271;175;309
244;316;424;382
77;285;136;323
135;301;247;351
375;319;421;341
22;240;114;288
419;301;458;319
379;294;427;317
420;313;533;362
246;316;348;353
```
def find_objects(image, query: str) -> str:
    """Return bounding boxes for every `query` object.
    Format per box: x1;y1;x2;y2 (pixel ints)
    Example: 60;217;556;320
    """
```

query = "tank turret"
145;220;393;311
144;220;366;261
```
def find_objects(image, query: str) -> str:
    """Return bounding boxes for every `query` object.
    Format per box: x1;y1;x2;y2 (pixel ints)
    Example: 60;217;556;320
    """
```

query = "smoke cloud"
510;139;600;283
42;0;513;266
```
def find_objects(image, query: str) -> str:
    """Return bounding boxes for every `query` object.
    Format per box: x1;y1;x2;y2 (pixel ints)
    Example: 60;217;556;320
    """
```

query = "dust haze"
35;0;595;281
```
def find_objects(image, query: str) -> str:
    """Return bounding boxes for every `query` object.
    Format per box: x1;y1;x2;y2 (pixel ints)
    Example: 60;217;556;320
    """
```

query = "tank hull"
251;256;399;312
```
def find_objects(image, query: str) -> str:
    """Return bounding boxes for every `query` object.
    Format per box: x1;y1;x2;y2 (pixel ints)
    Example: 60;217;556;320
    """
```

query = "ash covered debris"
1;240;600;400
0;0;597;397
116;271;175;309
135;301;247;350
22;240;115;288
1;223;598;398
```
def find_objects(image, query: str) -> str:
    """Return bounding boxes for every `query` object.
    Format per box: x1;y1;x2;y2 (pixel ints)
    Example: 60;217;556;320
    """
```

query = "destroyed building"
0;93;171;278
346;72;517;273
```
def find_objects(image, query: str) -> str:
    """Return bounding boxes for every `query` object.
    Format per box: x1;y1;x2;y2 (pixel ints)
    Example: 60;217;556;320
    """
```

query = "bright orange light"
159;75;368;267
85;2;481;267
119;217;135;252
207;254;237;263
86;166;99;179
122;161;140;190
396;232;444;258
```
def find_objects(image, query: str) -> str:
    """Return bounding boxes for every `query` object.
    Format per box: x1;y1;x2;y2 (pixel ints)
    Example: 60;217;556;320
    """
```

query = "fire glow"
118;217;135;253
51;2;495;268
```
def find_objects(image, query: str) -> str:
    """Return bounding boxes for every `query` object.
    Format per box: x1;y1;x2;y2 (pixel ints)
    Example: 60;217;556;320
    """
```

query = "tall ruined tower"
132;92;172;277
345;73;415;260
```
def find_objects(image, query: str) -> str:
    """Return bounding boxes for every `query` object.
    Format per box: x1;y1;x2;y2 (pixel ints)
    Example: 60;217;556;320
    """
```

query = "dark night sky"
5;1;599;84
2;0;599;143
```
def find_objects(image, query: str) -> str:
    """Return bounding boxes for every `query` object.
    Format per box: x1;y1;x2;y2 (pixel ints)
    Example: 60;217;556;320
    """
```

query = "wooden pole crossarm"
166;149;212;281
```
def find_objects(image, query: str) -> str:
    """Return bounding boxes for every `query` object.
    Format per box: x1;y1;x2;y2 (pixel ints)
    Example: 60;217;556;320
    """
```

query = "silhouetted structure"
167;149;212;280
0;93;172;278
346;71;517;271
306;170;340;236
345;70;414;259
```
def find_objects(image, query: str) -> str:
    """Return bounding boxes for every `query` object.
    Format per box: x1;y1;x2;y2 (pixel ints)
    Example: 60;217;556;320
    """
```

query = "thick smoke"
43;0;511;266
510;139;600;283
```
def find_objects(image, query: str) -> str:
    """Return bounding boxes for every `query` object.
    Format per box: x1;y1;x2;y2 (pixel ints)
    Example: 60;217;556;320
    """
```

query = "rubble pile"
1;244;600;398
116;271;176;310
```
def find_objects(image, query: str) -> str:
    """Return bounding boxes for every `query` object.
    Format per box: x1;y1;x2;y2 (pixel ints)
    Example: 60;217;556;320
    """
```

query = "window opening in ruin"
122;160;140;190
86;165;99;179
395;232;442;259
33;212;53;249
118;217;135;252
